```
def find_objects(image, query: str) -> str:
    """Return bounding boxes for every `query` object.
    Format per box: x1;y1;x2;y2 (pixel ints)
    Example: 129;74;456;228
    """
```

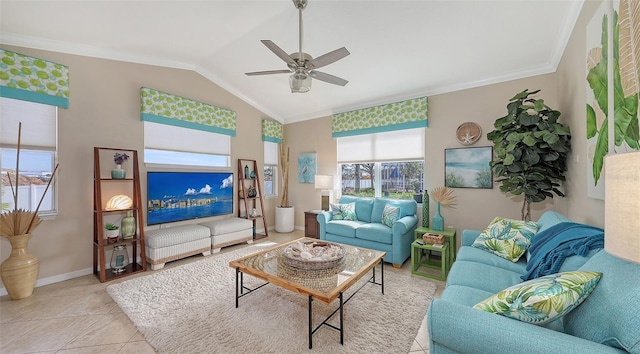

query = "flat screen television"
147;171;234;226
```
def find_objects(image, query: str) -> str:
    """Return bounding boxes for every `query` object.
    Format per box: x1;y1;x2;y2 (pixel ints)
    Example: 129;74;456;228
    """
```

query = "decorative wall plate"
456;122;482;145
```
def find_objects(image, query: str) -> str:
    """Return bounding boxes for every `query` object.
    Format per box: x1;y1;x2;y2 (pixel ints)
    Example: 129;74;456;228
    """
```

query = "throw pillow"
471;217;539;262
473;271;602;325
329;202;357;221
382;204;400;227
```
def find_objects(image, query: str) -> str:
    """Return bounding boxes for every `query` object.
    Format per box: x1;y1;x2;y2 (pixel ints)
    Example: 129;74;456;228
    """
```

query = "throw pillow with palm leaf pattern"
473;271;602;325
471;217;539;262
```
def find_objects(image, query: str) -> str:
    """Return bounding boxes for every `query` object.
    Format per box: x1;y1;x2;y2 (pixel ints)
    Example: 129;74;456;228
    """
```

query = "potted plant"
276;139;294;233
487;89;571;221
105;223;120;243
111;152;129;179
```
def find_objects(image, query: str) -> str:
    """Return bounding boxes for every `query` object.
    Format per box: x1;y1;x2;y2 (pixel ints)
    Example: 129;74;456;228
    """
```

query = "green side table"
414;226;456;269
411;240;449;280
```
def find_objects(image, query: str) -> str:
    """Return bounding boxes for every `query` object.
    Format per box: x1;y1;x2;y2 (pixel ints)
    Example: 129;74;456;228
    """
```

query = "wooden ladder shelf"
237;159;268;239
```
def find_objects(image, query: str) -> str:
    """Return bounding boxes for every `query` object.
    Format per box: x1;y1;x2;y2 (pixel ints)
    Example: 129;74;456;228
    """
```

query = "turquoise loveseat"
316;196;418;267
427;211;640;353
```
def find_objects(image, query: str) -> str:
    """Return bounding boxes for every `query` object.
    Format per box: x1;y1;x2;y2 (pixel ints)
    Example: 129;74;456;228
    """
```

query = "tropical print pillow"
473;271;602;325
471;217;539;262
382;204;400;227
330;202;357;221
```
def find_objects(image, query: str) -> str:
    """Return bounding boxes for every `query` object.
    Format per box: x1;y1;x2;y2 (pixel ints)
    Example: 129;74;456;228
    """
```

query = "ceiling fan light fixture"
289;72;311;93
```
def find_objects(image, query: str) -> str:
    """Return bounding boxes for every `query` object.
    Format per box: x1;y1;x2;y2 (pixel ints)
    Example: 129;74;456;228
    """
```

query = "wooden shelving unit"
93;147;146;282
237;159;268;240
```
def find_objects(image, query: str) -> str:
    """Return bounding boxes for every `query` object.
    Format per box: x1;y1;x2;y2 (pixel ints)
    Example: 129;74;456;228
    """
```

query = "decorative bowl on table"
283;241;346;270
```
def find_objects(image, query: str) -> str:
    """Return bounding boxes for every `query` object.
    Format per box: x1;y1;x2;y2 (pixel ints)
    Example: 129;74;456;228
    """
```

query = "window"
337;128;424;200
143;121;230;168
263;141;278;197
340;161;424;199
1;97;58;215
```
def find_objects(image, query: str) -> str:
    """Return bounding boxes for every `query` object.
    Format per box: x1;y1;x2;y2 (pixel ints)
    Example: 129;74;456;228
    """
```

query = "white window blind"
144;121;230;155
337;127;424;163
1;98;57;149
264;141;278;165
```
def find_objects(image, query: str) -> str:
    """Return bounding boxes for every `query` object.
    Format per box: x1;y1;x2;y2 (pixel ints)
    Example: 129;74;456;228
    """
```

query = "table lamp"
604;151;640;264
314;175;334;211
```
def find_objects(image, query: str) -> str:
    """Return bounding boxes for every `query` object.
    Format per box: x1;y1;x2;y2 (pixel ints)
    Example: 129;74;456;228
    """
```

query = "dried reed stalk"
279;139;290;207
1;122;58;238
431;186;457;209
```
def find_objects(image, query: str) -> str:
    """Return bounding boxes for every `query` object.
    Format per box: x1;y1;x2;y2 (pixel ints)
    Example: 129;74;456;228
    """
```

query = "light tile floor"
0;229;444;353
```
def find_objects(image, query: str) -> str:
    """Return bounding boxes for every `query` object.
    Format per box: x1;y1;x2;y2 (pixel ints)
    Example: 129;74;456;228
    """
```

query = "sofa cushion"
474;271;602;326
325;220;364;238
338;196;374;222
456;246;527;274
441;284;495;307
446;260;525;294
564;251;640;353
330;202;357;221
355;223;393;244
382;204;399;227
472;217;538;262
371;198;416;223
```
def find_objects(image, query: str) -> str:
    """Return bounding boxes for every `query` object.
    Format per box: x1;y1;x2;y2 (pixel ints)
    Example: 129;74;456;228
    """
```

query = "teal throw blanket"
522;222;604;280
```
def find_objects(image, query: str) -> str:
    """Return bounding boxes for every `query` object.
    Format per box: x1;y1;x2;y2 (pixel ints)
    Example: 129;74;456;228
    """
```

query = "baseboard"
0;267;93;297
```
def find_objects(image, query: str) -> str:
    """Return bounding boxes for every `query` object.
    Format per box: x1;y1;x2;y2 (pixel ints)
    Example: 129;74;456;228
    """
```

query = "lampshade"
314;175;334;190
105;194;133;211
289;71;311;93
604;151;640;264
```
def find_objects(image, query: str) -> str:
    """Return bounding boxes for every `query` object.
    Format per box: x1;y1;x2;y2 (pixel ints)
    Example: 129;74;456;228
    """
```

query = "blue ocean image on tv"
147;171;234;225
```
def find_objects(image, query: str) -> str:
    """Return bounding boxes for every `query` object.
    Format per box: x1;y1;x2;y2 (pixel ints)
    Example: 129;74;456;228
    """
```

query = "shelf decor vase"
0;234;39;300
111;164;126;179
432;202;444;231
120;211;136;239
422;189;430;227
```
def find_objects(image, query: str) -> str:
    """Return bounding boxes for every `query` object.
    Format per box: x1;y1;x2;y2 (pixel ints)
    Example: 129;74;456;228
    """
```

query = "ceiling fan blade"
310;47;350;69
309;71;348;86
261;40;296;66
245;69;292;76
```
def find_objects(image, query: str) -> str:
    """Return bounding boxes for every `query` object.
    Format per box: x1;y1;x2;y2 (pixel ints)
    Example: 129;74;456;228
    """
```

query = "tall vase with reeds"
1;123;58;300
430;187;457;231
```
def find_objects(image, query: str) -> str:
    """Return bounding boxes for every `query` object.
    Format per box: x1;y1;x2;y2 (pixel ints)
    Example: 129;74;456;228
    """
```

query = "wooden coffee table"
229;238;386;349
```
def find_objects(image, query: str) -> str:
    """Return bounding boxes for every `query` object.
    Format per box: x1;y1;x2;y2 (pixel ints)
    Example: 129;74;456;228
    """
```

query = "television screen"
147;171;234;225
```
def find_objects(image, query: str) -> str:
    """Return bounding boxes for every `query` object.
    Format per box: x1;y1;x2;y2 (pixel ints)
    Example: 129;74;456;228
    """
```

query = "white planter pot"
275;206;295;233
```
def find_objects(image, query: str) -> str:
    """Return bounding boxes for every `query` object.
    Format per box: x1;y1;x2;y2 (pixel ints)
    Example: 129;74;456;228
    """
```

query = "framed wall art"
444;146;493;189
298;152;317;183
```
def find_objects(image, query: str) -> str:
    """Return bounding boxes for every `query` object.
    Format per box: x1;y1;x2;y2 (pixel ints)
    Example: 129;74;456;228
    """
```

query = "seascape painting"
445;147;493;189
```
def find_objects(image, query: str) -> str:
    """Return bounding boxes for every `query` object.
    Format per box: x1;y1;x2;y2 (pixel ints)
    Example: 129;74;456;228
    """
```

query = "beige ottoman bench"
145;224;212;270
199;218;253;253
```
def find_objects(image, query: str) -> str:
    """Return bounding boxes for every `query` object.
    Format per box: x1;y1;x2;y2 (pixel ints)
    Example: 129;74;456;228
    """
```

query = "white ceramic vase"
275;206;295;233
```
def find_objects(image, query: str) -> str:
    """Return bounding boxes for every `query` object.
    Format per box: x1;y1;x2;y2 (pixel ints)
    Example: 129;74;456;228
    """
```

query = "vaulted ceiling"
0;0;584;123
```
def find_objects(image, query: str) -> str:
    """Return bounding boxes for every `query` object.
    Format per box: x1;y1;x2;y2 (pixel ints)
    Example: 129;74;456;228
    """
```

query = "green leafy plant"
105;223;119;230
487;89;571;221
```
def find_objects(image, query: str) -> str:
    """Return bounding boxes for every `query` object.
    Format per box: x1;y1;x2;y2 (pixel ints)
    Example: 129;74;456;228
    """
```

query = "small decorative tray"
283;241;346;270
423;233;444;245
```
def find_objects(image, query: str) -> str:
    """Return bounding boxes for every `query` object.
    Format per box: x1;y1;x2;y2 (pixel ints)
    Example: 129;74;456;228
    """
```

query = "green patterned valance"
0;49;69;108
140;87;236;136
332;97;428;137
262;119;283;143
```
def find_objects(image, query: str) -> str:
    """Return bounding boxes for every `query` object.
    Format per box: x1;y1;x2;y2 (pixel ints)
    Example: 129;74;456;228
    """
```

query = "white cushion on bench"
146;224;211;248
199;218;252;235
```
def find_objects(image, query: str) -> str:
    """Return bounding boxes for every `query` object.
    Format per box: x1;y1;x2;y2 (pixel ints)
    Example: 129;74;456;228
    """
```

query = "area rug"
107;244;436;353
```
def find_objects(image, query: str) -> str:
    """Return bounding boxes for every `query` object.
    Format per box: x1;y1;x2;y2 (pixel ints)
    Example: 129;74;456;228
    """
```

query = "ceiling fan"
245;0;350;93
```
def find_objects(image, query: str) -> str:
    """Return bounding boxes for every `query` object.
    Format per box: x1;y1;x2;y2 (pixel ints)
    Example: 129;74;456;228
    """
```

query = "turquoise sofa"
427;211;640;353
316;196;418;267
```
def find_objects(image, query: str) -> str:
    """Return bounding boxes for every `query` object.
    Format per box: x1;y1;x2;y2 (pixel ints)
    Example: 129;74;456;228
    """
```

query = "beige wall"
286;73;565;234
557;0;604;227
0;45;274;286
1;0;605;288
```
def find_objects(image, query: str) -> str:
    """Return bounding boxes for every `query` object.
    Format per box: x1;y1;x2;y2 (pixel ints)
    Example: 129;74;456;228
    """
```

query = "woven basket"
423;233;444;245
283;242;346;270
